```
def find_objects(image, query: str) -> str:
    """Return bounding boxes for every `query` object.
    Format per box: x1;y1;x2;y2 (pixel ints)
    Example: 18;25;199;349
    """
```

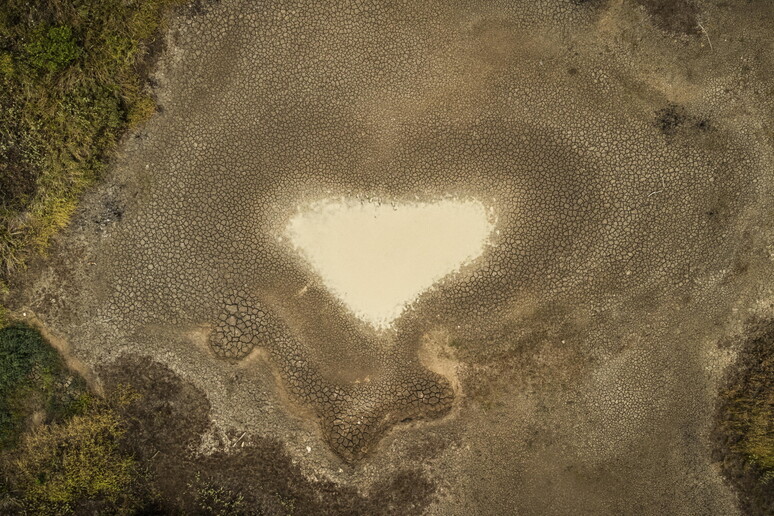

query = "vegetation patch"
714;319;774;516
0;323;141;514
0;0;184;287
0;323;88;448
8;401;138;515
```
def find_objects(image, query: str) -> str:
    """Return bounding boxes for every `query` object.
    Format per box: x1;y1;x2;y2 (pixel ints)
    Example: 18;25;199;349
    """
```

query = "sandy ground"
8;0;774;514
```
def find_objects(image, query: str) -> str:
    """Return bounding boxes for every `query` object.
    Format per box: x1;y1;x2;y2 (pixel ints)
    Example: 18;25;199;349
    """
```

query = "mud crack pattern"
23;0;772;511
210;291;454;460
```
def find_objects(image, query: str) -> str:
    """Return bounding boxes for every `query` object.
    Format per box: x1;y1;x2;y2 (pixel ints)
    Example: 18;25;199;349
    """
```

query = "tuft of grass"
0;0;185;289
188;472;247;516
127;93;158;129
24;26;82;73
0;52;13;76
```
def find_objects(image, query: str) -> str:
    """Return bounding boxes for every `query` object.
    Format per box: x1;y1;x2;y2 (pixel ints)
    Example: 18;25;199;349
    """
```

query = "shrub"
24;26;82;73
12;405;138;515
0;324;60;447
0;323;88;448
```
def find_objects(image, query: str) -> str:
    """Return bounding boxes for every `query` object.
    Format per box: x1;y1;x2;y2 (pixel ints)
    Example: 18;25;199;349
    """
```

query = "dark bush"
0;324;60;447
0;323;89;449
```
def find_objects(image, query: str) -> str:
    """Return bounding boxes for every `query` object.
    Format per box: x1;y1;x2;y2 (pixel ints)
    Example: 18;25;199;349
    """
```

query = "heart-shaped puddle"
286;198;495;329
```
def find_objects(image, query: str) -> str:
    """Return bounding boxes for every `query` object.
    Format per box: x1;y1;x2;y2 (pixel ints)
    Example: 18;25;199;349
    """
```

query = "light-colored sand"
286;198;494;329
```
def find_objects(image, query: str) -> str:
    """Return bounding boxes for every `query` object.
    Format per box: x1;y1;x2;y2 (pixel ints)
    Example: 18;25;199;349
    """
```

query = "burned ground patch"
654;103;715;138
633;0;701;35
655;103;688;135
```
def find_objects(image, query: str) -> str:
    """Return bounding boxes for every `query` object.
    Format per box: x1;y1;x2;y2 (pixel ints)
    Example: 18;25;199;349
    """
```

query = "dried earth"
6;0;774;514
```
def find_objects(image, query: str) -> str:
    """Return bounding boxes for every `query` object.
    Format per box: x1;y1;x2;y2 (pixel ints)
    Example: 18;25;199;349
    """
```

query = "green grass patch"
0;0;184;286
0;323;142;514
24;26;82;73
10;399;138;515
0;323;88;448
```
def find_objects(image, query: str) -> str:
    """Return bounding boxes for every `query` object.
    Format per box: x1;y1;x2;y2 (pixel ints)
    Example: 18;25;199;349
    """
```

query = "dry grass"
0;0;185;288
714;319;774;515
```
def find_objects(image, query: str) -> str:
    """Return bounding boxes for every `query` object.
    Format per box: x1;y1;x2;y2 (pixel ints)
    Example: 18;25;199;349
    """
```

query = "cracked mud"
10;0;774;514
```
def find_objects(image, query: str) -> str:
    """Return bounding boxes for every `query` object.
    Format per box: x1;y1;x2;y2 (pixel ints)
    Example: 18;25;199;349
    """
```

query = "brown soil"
7;0;774;513
101;355;438;515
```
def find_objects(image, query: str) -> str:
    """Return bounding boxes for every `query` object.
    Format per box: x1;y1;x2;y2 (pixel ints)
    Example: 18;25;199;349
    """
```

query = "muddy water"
286;198;495;329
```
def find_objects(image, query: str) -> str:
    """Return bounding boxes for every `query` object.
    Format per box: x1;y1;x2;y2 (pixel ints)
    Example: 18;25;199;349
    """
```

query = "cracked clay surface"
10;0;774;514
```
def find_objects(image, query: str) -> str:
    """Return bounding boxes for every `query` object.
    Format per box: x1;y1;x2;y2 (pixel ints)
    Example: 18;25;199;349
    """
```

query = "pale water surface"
286;198;495;329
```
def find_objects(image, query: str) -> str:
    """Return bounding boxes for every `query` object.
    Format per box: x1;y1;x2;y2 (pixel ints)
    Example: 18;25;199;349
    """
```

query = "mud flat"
8;0;773;513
